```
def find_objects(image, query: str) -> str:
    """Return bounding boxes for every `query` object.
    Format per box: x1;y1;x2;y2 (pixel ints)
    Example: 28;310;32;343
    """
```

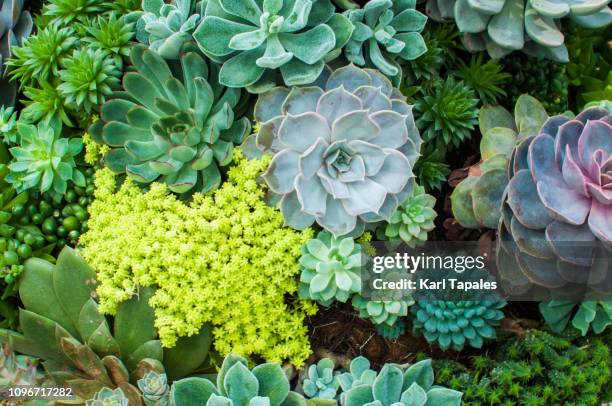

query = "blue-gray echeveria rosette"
193;0;355;92
344;0;428;85
250;64;422;237
137;0;204;60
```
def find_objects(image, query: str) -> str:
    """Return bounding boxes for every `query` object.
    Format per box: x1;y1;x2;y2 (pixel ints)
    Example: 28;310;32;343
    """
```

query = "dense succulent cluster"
344;0;427;84
252;64;421;236
299;231;362;306
451;95;548;229
384;183;436;246
90;45;250;195
427;0;612;61
497;106;612;292
193;0;354;91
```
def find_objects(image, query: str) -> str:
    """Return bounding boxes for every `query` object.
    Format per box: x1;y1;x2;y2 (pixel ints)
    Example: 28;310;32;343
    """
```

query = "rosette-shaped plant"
384;184;436;247
497;106;612;291
410;299;506;351
341;359;462;406
426;0;612;62
299;231;362;306
253;64;421;236
6;122;85;202
303;358;339;399
86;387;129;406
336;356;377;395
344;0;428;85
352;294;411;330
170;354;310;406
89;44;251;195
137;0;202;60
451;95;548;229
84;13;135;69
193;0;354;91
0;0;34;106
138;371;170;406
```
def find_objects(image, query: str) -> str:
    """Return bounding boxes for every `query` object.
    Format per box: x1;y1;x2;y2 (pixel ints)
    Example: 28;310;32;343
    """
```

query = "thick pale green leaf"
164;324;213;380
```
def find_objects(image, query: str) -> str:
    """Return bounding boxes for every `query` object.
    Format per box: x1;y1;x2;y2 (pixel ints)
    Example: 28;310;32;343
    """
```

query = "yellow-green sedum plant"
79;151;316;366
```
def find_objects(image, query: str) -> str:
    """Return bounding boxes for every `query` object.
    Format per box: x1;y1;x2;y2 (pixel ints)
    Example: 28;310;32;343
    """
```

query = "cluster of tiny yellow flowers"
79;151;316;366
82;131;109;166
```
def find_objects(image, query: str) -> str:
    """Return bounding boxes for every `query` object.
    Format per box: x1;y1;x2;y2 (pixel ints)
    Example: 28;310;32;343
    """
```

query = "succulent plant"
0;247;213;403
193;0;354;91
539;300;611;336
343;0;428;85
138;371;170;406
170;354;310;406
454;54;510;105
87;387;130;406
58;48;121;113
451;95;549;229
496;105;612;292
341;359;462;406
303;358;339;399
6;122;85;202
0;106;17;144
298;231;362;306
384;184;436;247
336;356;377;397
20;80;74;127
89;44;250;195
0;342;43;386
8;25;77;87
376;319;406;338
412;146;449;192
415;77;479;149
252;64;421;237
352;294;411;330
411;299;506;351
83;13;135;69
137;0;202;60
0;0;34;107
42;0;110;26
426;0;612;62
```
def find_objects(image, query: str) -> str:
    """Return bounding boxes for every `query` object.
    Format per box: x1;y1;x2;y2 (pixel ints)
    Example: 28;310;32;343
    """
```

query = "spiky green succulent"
540;300;611;336
341;359;462;406
299;231;362;306
415;77;479;149
138;371;170;406
86;388;129;406
427;0;612;62
251;64;421;237
58;48;121;114
20;80;74;127
451;95;548;229
0;106;17;145
344;0;427;84
137;0;202;60
83;13;135;69
8;25;77;87
411;299;506;351
170;354;309;406
6;122;85;202
0;0;34;107
384;184;436;247
413;146;450;192
455;54;510;105
42;0;111;27
193;0;354;92
89;44;250;195
303;358;339;399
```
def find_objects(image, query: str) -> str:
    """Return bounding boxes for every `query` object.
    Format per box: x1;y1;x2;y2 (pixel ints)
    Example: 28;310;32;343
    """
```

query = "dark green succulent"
413;146;450;192
415;78;479;150
6;122;85;202
89;44;251;195
540;300;611;336
455;54;510;105
58;48;121;113
8;25;78;87
83;13;135;69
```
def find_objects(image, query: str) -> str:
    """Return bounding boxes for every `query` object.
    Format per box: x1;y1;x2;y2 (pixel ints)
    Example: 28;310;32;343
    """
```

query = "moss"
80;151;316;366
